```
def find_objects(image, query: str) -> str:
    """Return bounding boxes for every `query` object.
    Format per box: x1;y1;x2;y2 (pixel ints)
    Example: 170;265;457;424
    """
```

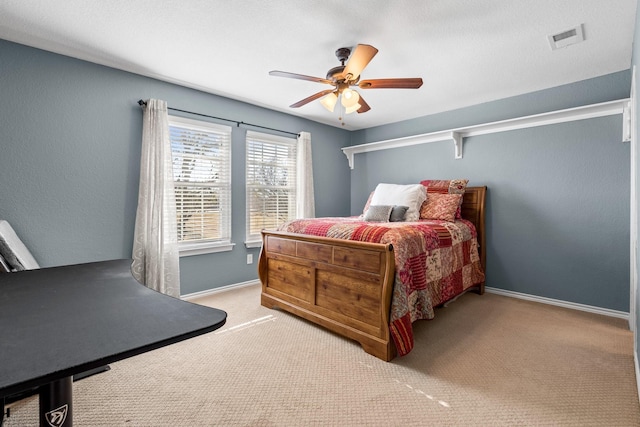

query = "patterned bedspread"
278;217;485;356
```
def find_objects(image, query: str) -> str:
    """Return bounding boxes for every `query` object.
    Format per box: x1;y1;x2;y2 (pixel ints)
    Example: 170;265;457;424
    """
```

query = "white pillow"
370;183;426;222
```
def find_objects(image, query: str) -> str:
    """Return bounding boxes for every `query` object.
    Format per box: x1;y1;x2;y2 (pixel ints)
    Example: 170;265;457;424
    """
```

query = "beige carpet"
5;284;639;426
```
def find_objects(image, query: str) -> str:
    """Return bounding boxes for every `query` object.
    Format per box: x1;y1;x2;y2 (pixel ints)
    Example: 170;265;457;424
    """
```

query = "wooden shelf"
342;98;631;169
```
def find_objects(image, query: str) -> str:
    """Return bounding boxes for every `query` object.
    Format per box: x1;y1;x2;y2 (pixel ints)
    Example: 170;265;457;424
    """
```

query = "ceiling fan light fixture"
341;89;360;108
345;103;361;115
320;92;338;112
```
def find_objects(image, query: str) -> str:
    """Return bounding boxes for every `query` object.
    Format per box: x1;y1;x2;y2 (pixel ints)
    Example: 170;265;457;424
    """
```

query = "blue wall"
631;0;640;378
0;37;633;312
350;72;631;312
0;39;351;294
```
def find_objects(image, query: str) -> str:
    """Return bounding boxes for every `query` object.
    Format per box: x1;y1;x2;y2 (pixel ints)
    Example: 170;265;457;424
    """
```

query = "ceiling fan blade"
289;89;336;108
357;94;371;113
269;70;333;85
342;44;378;80
358;78;423;89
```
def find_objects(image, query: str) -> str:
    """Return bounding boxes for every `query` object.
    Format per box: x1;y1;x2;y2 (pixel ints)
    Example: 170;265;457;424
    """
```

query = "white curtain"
131;99;180;298
296;131;315;219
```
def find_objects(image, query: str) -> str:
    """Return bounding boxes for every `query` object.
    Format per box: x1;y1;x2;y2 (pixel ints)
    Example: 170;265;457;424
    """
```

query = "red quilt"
278;217;485;356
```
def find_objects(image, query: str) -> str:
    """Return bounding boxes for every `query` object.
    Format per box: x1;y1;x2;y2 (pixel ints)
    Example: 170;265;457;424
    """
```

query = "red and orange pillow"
420;179;468;195
419;179;468;221
419;193;463;222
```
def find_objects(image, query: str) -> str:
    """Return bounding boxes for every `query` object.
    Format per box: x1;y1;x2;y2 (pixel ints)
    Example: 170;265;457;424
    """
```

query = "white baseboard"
181;279;261;301
183;282;630;320
485;286;629;320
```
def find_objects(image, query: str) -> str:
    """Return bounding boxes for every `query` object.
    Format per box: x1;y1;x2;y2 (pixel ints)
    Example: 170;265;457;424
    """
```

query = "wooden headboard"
460;186;487;274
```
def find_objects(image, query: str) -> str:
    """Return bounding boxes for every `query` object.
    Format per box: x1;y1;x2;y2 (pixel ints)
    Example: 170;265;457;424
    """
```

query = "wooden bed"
258;186;486;361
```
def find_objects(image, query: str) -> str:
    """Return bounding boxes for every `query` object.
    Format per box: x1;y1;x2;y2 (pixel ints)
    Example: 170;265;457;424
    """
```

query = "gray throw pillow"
390;205;409;222
363;205;394;222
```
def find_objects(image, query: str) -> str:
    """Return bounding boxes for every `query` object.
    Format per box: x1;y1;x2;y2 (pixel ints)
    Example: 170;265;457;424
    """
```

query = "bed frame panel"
259;186;486;361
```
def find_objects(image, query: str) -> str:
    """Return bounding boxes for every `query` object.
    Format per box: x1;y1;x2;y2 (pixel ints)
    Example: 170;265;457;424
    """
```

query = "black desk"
0;259;226;426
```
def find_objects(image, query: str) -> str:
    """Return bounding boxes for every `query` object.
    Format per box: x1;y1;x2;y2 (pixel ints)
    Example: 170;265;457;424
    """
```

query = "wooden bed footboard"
259;231;397;361
258;186;486;361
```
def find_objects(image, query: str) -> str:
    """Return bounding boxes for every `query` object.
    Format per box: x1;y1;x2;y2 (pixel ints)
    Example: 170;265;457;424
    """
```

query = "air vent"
548;24;585;50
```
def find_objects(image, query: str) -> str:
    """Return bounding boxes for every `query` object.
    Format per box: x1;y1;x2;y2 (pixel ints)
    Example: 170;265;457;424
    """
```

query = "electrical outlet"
247;254;253;264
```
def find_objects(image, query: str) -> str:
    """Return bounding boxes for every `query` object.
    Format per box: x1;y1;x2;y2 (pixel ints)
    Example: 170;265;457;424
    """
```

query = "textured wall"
0;39;351;294
349;72;631;312
631;0;640;376
0;37;632;306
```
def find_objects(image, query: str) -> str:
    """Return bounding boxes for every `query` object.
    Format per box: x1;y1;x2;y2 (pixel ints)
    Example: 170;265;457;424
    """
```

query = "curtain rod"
137;100;299;137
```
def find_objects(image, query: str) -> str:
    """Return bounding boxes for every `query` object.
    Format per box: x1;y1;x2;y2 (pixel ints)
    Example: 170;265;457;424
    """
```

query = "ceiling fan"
269;44;423;118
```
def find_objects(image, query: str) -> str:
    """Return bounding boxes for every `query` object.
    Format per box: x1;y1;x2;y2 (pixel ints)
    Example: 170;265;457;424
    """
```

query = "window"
168;116;233;256
245;131;297;245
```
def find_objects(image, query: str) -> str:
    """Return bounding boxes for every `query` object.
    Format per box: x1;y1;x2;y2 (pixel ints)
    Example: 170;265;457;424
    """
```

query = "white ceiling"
0;0;637;130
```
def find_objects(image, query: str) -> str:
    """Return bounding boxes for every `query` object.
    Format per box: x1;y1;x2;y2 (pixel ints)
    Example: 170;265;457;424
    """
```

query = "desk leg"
39;376;72;427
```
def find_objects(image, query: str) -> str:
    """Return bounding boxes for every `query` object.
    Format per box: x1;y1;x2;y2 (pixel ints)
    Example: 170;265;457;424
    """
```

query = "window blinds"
169;116;232;245
245;130;297;241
